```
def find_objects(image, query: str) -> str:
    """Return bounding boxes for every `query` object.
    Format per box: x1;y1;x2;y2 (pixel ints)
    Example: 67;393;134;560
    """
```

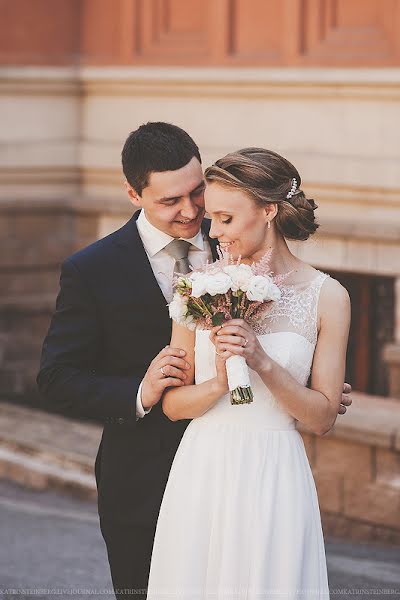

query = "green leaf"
212;312;225;326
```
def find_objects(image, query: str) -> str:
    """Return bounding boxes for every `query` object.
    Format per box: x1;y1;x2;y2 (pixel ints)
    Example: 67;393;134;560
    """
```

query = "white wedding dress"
147;271;331;600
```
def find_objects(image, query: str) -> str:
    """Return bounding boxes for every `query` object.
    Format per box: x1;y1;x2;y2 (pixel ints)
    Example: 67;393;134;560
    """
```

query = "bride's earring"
267;220;271;230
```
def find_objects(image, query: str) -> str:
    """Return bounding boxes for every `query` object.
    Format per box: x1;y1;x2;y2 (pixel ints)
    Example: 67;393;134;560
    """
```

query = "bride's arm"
213;278;350;436
162;322;228;422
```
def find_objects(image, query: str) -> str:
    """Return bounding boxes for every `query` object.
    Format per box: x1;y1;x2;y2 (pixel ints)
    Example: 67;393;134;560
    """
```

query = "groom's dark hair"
122;122;202;195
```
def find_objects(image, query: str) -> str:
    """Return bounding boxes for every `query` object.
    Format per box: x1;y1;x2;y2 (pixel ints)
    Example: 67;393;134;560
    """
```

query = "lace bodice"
250;270;329;345
192;270;330;431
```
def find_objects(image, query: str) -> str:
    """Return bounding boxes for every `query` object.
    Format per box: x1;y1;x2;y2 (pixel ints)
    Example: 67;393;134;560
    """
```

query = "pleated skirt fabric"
147;420;330;600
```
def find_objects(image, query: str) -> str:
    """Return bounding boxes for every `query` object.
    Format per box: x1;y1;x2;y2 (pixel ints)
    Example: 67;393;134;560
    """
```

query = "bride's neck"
244;229;301;276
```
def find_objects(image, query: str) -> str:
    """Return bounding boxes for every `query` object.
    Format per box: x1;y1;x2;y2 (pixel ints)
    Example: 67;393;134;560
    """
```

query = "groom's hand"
141;346;191;410
339;382;352;415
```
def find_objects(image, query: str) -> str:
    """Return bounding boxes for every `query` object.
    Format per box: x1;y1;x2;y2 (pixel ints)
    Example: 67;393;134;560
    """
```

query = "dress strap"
309;271;330;345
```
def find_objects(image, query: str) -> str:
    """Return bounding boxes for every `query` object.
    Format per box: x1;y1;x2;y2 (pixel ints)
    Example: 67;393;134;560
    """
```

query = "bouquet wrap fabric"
226;355;251;392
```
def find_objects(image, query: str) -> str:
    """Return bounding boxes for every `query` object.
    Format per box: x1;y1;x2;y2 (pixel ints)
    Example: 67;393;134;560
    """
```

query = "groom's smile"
126;156;206;239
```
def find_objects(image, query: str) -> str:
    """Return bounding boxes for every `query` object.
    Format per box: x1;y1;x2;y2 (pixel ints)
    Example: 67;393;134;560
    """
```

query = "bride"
146;148;350;600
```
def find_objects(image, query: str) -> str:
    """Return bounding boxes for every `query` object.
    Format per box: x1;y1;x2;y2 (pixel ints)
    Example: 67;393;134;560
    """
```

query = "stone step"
0;401;100;500
0;445;97;500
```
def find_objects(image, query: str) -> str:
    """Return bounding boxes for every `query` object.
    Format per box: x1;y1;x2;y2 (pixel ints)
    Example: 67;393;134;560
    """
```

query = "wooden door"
328;271;395;396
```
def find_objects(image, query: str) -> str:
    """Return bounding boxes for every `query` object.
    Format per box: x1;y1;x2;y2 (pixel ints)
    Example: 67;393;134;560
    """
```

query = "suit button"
117;418;125;424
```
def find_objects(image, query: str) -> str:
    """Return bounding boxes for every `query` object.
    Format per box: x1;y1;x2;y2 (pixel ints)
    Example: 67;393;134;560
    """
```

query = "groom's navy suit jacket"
38;211;218;525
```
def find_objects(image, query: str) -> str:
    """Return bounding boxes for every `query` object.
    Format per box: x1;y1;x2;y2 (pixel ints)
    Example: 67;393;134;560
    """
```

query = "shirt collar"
136;210;205;257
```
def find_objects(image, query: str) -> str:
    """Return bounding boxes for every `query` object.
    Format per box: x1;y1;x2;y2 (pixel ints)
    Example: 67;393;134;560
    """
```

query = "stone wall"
0;197;131;396
300;393;400;545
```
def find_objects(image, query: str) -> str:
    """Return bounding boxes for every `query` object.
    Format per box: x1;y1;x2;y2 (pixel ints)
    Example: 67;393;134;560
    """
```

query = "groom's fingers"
341;394;352;407
343;382;352;394
158;364;187;381
160;377;185;389
159;356;191;371
158;346;186;360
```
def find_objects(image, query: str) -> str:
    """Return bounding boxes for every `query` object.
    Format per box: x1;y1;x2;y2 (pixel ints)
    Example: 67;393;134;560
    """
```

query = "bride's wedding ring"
242;338;248;348
160;366;167;377
216;350;224;357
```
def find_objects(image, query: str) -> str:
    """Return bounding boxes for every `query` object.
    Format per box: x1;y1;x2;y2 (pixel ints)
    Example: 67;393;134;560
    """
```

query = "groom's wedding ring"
160;366;167;377
242;338;248;348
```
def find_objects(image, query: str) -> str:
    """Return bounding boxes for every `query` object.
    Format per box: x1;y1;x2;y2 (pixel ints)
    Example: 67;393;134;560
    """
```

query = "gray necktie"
165;239;192;275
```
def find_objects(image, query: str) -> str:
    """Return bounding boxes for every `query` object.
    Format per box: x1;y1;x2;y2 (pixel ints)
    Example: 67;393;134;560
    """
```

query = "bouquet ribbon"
225;355;254;405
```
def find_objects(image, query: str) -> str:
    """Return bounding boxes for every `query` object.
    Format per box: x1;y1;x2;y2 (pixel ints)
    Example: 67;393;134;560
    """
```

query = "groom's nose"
179;198;198;220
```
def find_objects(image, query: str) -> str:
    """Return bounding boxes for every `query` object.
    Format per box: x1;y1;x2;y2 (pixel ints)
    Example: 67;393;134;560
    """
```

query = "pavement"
1;480;400;599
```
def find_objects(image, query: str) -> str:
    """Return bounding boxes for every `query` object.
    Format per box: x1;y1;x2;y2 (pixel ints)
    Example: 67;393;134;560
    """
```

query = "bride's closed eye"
222;217;232;224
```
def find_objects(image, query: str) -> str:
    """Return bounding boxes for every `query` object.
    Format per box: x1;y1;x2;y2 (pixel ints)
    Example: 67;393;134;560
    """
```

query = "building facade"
1;0;400;543
1;0;400;398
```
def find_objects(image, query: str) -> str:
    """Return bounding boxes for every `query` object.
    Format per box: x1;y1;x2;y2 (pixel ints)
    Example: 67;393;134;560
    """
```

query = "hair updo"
204;148;319;241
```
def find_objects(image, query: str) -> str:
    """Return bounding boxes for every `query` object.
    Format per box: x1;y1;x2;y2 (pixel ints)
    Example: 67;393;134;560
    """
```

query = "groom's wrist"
136;381;152;417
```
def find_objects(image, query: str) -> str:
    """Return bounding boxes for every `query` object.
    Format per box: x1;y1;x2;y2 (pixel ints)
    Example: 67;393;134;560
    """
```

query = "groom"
37;122;352;599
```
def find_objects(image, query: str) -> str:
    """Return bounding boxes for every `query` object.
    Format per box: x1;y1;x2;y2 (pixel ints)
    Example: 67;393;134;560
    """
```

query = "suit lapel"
112;213;219;314
112;213;169;319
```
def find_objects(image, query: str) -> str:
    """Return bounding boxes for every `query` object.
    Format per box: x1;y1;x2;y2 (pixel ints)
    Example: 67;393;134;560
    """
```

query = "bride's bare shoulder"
319;276;351;327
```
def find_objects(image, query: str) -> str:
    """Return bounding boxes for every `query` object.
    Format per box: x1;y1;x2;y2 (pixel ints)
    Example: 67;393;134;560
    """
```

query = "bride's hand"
213;319;271;374
210;326;230;394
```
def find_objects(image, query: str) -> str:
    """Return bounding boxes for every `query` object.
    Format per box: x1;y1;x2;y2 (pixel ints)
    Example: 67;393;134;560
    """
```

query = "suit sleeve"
37;258;139;424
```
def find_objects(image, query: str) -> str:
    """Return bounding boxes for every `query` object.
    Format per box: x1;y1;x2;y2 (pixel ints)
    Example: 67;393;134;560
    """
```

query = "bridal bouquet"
168;249;283;405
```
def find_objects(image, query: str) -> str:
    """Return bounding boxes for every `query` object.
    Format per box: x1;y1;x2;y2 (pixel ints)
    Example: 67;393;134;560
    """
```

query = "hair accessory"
286;178;298;199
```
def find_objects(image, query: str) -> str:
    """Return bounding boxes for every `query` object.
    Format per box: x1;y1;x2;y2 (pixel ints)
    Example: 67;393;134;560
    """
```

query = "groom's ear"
124;180;142;208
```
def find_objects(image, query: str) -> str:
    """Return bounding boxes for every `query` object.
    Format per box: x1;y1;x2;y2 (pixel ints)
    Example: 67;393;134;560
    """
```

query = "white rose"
168;293;188;322
223;264;254;292
205;272;232;296
189;272;208;298
265;280;281;302
246;276;281;302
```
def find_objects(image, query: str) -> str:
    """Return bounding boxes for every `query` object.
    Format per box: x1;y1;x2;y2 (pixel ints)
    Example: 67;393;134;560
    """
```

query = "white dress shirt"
135;210;213;419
